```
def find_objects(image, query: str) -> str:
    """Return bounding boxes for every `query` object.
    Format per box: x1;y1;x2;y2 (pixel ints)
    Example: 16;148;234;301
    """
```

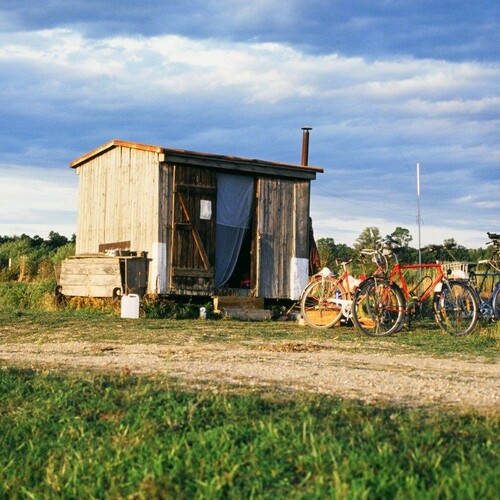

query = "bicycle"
467;232;500;321
351;237;479;337
300;258;360;329
437;232;500;321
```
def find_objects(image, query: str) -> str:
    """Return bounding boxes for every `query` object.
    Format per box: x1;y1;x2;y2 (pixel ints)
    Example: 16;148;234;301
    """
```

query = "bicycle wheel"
434;280;479;335
300;277;347;329
351;278;405;337
491;288;500;321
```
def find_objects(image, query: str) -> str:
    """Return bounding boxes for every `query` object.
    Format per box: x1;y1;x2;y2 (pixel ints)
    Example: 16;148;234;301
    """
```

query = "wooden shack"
69;139;322;300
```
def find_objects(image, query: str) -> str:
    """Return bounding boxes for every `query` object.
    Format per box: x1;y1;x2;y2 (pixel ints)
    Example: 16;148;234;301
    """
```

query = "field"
1;310;499;498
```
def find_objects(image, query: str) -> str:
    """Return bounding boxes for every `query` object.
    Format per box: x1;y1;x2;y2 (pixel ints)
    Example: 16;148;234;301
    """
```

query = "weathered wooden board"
59;256;149;298
221;307;272;321
60;285;119;298
60;261;121;276
213;296;264;313
59;257;121;297
59;274;122;287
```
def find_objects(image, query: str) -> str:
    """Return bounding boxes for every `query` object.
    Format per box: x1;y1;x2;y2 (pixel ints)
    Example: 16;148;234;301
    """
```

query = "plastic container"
121;294;140;319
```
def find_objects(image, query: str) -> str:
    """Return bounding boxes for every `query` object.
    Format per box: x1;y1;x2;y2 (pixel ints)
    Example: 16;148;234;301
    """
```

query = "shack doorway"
215;173;255;293
170;165;217;294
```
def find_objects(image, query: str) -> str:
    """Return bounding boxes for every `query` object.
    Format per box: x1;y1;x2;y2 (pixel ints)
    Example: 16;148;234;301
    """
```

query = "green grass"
0;368;498;499
1;309;498;361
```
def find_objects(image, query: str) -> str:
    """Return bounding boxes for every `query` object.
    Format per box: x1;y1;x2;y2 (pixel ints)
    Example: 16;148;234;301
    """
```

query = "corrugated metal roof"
69;139;324;176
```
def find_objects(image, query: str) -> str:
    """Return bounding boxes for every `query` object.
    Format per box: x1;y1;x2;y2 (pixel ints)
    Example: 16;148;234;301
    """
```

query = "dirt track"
1;339;499;413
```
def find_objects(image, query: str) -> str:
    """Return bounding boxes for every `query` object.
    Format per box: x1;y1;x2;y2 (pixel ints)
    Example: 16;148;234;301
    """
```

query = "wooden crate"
59;254;149;298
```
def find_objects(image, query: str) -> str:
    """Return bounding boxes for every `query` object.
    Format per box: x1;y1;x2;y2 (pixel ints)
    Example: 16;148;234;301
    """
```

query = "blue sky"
0;0;498;248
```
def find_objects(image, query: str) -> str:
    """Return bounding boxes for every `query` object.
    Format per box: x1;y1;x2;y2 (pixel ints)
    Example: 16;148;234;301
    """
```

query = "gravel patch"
1;340;498;413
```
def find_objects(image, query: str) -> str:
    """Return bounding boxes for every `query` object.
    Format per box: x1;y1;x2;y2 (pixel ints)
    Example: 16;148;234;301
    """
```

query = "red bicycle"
351;237;479;337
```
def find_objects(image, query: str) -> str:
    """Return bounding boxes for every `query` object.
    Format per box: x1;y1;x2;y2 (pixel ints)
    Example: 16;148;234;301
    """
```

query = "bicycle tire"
300;276;346;329
351;278;405;337
492;288;500;321
434;280;479;335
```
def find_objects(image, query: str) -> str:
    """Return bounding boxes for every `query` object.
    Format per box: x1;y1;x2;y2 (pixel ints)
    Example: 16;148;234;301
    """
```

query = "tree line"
0;226;494;282
316;226;492;276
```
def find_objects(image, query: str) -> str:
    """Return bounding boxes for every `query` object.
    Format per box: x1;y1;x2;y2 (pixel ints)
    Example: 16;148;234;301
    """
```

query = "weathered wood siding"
59;257;122;298
255;178;310;298
157;162;174;294
75;146;161;292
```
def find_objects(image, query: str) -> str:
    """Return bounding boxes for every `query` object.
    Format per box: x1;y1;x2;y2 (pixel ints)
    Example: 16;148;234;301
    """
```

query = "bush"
141;296;215;319
0;279;57;312
51;243;75;265
64;297;120;316
0;235;75;282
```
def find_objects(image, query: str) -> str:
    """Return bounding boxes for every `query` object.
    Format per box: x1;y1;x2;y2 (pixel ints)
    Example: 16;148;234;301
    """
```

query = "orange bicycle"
351;237;479;337
300;259;360;329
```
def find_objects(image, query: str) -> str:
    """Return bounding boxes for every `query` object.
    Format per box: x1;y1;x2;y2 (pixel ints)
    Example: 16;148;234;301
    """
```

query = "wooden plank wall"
157;162;173;294
75;146;160;261
293;180;311;259
256;177;310;298
59;257;122;297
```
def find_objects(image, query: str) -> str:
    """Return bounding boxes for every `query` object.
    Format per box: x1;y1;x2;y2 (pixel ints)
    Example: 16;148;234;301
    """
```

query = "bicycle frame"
468;260;500;320
317;263;357;318
367;248;445;309
389;262;444;305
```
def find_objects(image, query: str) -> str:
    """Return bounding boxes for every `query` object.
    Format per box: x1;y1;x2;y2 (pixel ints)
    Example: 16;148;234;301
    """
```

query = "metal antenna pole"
417;162;422;266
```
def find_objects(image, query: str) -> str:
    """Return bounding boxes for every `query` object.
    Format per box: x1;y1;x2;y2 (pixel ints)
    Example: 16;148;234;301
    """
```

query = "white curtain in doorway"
215;174;254;288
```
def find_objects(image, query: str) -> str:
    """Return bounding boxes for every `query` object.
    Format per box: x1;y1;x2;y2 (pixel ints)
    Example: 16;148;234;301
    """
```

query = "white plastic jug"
199;306;207;319
121;294;140;319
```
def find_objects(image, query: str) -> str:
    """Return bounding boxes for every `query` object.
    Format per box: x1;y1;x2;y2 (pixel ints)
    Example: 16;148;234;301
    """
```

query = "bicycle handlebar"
380;236;402;250
335;257;353;267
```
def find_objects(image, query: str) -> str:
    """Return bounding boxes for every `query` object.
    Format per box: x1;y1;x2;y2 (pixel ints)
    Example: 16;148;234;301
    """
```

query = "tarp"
215;174;254;288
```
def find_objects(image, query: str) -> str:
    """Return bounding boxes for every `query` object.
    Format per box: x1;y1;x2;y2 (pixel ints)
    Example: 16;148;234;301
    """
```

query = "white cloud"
455;192;500;210
0;164;77;238
2;29;500;108
0;28;498;247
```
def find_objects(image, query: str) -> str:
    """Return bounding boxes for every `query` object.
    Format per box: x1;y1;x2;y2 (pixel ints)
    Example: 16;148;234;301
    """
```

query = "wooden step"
213;296;271;321
221;307;272;321
213;296;264;312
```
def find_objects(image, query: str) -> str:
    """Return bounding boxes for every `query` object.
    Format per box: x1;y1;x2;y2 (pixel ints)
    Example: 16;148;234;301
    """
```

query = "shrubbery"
0;232;75;282
0;232;75;313
141;295;215;319
0;280;58;311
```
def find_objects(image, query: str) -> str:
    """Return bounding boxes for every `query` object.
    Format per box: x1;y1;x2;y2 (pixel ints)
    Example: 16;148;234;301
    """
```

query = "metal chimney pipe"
301;126;312;166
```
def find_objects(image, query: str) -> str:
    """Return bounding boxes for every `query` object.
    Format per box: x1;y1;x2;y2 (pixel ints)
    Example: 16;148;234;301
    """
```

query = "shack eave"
69;139;324;176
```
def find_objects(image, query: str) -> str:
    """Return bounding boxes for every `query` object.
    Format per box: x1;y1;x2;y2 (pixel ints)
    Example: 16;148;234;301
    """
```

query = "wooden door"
170;165;217;294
